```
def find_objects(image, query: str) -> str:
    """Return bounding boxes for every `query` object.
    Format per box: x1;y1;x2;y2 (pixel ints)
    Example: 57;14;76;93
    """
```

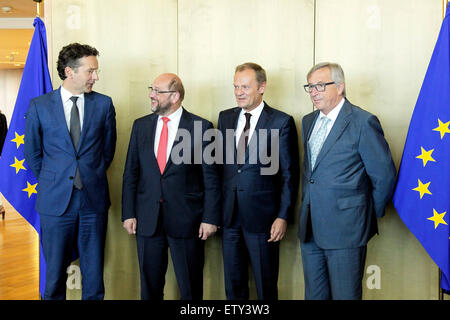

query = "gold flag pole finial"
444;0;449;20
33;0;42;17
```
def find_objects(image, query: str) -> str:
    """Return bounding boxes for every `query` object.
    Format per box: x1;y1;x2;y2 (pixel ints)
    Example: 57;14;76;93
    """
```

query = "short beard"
152;100;172;116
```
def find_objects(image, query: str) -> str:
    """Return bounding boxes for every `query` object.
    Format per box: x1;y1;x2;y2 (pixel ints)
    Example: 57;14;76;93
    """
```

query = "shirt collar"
319;97;345;122
60;85;84;103
158;105;183;122
240;100;265;118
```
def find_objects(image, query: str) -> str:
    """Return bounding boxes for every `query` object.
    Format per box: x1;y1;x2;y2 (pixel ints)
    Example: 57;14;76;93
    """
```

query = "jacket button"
69;176;74;180
310;179;314;184
76;156;80;160
159;198;163;203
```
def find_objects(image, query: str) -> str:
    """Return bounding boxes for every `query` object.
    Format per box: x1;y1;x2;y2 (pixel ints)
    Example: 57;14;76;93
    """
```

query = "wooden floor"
0;195;39;300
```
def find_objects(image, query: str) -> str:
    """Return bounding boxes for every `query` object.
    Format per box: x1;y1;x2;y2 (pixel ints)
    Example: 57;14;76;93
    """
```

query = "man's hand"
268;218;287;242
123;218;137;235
198;223;218;240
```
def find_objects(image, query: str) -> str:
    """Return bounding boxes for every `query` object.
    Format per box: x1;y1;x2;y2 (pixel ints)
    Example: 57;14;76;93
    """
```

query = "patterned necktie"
69;96;83;189
157;117;170;174
309;116;331;169
237;112;252;163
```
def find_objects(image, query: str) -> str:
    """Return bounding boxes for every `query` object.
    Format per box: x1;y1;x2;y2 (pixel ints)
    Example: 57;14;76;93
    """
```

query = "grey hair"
307;62;346;97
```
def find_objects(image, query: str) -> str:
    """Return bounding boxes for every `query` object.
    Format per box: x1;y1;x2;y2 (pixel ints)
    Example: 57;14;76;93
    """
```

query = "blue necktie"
309;116;330;169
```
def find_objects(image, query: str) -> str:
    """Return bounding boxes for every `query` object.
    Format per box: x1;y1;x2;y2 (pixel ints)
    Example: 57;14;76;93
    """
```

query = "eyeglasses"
303;82;335;93
148;86;177;95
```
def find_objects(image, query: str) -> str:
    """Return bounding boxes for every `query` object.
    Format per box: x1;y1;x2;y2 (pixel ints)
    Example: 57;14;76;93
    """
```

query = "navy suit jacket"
24;87;117;216
121;108;221;238
218;102;300;233
298;99;396;249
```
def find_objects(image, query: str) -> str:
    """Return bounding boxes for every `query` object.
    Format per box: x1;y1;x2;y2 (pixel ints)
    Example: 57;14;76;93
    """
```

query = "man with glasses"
122;73;220;300
298;62;396;300
24;43;117;299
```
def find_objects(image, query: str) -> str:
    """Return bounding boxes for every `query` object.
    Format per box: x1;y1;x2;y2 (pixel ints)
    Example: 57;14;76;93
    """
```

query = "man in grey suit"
298;62;396;300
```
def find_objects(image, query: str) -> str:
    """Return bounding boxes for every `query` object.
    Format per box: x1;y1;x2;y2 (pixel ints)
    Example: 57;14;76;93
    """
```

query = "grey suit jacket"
298;99;396;249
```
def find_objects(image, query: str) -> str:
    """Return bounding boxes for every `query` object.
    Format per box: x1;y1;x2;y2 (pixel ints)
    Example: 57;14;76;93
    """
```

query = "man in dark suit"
0;110;7;157
24;43;117;300
122;73;220;300
218;63;300;300
298;62;396;300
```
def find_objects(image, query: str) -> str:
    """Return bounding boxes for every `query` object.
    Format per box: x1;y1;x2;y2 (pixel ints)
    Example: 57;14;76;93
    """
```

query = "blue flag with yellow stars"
393;4;450;293
0;17;53;297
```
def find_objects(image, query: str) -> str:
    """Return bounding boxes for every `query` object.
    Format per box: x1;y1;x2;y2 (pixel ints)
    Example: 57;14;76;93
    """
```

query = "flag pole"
438;0;448;301
33;0;44;300
445;0;449;20
34;0;42;17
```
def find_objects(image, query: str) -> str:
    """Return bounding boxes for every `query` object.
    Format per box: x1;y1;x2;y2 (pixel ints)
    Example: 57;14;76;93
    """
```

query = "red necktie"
157;117;170;174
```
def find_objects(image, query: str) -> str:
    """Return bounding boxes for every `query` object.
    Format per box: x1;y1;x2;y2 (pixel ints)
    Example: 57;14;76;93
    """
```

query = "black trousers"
136;210;205;300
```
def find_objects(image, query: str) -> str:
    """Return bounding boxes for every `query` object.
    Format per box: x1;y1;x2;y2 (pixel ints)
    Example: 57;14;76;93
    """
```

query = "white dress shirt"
154;106;183;163
235;100;265;148
308;98;345;143
60;85;84;131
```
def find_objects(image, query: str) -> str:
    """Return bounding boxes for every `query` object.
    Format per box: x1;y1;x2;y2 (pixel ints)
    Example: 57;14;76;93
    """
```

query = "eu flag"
393;4;450;293
0;17;53;297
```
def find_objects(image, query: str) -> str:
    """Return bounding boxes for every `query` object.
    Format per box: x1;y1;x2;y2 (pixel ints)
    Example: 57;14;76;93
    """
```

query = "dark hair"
57;43;99;80
235;62;267;84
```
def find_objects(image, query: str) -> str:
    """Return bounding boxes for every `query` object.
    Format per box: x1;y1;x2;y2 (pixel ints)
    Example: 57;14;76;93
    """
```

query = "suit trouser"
300;231;367;300
222;211;279;300
39;188;107;300
136;213;205;300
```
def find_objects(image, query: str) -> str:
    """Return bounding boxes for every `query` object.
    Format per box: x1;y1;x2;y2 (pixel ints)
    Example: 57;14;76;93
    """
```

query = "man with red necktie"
121;73;220;300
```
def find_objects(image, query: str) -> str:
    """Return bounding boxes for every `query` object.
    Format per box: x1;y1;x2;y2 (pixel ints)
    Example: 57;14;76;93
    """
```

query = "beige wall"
46;0;445;299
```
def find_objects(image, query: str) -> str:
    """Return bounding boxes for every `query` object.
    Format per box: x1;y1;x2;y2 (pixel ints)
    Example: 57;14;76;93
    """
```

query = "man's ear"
337;82;345;96
258;81;267;94
64;66;73;79
171;91;181;104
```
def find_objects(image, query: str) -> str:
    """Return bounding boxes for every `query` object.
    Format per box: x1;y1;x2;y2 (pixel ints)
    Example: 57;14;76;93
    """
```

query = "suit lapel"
163;108;192;175
227;108;241;162
145;113;159;173
53;88;75;154
78;92;94;152
245;102;273;163
313;101;352;171
303;111;319;172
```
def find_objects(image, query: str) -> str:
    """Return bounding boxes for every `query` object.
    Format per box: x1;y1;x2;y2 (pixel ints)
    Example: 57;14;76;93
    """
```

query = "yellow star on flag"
427;209;448;229
432;119;450;139
416;147;436;167
11;132;25;149
412;179;432;199
9;157;27;174
22;181;38;198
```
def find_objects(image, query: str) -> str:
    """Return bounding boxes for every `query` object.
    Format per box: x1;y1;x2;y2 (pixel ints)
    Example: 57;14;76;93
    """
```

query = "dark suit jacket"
24;87;117;215
0;113;7;156
218;102;300;233
121;108;221;238
298;99;396;249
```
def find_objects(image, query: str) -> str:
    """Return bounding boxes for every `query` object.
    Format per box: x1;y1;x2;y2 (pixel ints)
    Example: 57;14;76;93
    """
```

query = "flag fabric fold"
0;17;53;297
393;4;450;293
